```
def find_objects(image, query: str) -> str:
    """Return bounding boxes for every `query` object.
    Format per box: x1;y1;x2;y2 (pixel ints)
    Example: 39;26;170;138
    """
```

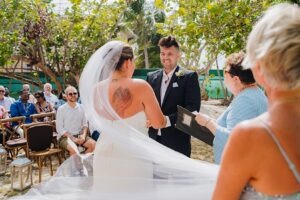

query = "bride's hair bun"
115;44;134;71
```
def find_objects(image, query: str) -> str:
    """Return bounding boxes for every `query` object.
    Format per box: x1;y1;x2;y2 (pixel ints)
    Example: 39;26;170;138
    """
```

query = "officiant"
195;52;267;164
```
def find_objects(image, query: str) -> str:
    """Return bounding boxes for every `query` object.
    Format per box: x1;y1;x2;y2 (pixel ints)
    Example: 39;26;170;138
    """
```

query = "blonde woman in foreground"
213;3;300;200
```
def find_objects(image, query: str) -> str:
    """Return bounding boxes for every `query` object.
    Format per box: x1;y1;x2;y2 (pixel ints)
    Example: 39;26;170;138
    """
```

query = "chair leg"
49;156;53;176
38;157;43;183
57;153;62;165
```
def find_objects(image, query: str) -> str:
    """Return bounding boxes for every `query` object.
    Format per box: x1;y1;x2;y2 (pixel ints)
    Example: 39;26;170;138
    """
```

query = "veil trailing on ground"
12;41;219;200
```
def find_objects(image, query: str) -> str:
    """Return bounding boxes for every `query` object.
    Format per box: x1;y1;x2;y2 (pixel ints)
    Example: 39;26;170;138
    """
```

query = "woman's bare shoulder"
131;79;152;89
230;113;270;145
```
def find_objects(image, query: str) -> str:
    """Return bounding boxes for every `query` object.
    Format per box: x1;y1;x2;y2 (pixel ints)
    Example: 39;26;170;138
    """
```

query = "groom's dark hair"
115;44;134;71
158;36;180;50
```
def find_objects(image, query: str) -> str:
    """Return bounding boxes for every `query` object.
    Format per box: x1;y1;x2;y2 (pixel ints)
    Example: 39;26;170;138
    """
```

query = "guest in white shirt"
56;86;96;155
0;85;14;111
43;83;59;107
4;87;16;104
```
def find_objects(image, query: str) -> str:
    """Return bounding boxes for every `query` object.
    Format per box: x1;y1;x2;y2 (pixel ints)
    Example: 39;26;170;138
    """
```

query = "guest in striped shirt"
195;52;267;164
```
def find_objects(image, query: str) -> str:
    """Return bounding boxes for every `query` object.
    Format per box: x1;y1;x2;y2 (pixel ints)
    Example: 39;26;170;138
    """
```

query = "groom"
146;36;201;157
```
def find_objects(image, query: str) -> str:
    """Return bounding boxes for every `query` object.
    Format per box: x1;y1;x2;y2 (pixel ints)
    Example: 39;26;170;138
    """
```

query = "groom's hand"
146;120;151;128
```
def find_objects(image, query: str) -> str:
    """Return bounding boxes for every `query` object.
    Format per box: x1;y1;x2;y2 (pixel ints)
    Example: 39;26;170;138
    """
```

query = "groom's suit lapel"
153;70;163;106
162;66;180;108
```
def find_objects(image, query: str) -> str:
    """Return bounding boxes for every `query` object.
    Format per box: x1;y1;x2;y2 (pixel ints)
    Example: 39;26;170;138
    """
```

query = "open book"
175;106;214;146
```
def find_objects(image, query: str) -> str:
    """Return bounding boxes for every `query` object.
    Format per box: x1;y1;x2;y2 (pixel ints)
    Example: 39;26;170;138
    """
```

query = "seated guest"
0;85;15;112
213;3;300;199
56;86;96;156
195;52;267;164
43;83;59;107
4;87;16;104
0;105;9;144
10;90;37;138
34;91;54;122
22;84;37;104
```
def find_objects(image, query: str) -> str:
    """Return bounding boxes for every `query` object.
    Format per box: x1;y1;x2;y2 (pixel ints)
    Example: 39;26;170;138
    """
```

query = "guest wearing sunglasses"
56;86;96;155
195;52;268;164
0;85;14;112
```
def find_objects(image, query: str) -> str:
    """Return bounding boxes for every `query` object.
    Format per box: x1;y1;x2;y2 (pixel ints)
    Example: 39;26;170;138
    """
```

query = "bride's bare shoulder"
131;79;152;90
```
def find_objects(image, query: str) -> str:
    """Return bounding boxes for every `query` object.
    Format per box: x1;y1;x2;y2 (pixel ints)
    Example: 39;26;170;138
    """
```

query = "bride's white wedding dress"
93;111;153;192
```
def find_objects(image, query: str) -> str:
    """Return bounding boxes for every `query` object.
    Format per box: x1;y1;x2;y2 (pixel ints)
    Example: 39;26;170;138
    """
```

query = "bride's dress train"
12;111;218;200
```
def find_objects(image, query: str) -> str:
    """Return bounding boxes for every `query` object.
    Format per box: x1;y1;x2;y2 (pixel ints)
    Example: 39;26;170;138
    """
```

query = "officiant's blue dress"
214;87;267;164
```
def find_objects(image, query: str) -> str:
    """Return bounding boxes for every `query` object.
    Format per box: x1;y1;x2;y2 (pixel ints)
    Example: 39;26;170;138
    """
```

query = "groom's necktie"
161;75;170;104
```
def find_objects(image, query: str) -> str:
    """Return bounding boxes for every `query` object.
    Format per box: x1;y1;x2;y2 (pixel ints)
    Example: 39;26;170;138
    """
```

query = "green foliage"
155;0;285;69
123;0;163;68
1;0;291;91
0;0;127;89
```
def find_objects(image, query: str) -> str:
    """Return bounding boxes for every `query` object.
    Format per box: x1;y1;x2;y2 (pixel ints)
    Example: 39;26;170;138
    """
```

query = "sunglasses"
0;90;5;93
68;92;78;96
223;68;235;77
224;69;231;74
35;96;41;98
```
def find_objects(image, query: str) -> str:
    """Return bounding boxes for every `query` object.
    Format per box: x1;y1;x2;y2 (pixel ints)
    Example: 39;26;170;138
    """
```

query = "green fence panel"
0;69;227;99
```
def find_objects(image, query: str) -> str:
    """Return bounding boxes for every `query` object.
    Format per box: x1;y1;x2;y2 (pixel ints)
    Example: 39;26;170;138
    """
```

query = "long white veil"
11;41;219;200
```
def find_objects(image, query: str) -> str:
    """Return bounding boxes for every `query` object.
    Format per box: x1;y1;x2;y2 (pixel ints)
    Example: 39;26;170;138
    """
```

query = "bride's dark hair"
115;45;134;71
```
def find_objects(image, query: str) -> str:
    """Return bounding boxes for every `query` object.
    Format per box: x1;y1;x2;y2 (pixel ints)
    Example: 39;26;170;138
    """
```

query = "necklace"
23;103;29;113
111;76;128;82
239;83;257;93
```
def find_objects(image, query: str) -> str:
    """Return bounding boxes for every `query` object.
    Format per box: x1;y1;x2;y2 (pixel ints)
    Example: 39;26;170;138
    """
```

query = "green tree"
0;0;127;92
122;0;164;69
155;0;284;99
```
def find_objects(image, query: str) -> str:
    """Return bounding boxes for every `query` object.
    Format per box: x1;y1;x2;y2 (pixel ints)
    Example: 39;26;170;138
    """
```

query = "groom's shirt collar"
162;66;177;84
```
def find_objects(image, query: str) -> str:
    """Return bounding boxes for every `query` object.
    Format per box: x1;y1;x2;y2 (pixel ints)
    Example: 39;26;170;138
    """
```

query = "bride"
12;41;218;200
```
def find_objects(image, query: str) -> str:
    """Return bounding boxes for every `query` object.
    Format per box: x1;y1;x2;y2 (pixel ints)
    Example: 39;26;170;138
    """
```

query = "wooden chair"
0;116;27;159
30;111;56;122
23;122;62;182
30;112;58;147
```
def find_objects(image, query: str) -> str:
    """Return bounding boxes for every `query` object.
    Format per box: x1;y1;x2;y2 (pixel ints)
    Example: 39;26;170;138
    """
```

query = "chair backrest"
30;111;56;122
25;123;54;152
0;116;26;144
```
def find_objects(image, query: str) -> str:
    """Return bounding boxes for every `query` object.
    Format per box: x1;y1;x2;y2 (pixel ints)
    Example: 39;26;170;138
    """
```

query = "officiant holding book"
195;52;267;164
146;36;200;157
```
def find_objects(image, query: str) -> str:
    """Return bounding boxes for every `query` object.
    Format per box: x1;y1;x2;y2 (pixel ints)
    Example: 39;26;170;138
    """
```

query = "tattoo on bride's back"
112;87;133;116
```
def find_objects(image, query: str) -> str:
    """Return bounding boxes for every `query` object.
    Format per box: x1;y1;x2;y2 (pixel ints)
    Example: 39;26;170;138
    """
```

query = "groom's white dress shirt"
158;67;176;136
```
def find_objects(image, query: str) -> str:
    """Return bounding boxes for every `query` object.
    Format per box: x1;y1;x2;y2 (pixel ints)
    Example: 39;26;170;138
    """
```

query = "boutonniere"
175;69;185;77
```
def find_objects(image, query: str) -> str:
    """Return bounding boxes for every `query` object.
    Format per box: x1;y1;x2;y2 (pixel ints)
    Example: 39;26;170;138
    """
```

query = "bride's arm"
140;82;166;129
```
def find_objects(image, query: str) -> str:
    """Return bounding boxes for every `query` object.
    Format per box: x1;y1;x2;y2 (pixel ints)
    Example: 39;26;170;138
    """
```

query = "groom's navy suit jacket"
146;66;201;157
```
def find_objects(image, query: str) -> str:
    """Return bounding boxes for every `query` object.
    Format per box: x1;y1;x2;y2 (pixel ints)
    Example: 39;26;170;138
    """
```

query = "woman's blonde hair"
244;3;300;90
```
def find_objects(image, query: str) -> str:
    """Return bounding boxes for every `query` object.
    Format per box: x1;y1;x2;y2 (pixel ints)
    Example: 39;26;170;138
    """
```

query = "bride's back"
108;78;146;119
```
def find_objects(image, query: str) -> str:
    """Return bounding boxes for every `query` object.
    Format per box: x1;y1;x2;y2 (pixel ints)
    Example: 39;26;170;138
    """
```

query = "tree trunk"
37;63;63;93
144;47;149;69
215;58;228;101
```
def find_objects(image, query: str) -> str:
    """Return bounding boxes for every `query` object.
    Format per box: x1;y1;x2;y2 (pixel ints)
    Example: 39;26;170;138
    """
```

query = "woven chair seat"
6;138;27;147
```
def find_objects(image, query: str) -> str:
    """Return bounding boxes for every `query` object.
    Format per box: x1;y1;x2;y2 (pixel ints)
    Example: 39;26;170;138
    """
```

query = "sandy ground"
0;100;227;200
